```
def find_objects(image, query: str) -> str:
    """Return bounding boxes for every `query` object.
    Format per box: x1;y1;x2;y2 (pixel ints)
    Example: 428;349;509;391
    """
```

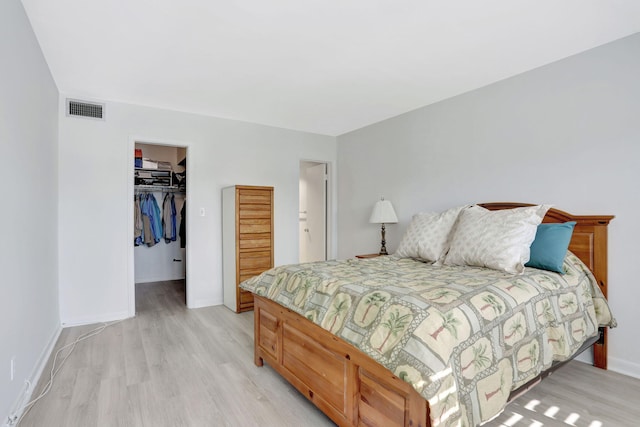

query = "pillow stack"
395;204;575;275
395;205;468;264
443;204;550;274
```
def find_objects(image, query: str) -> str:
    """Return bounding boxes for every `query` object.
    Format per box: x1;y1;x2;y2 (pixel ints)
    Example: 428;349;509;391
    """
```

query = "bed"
241;203;615;427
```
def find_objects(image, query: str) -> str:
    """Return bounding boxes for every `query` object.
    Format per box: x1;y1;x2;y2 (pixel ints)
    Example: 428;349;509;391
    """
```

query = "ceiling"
21;0;640;136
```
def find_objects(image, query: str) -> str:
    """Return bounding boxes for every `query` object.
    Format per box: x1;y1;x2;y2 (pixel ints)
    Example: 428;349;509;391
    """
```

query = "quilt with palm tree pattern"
241;253;615;426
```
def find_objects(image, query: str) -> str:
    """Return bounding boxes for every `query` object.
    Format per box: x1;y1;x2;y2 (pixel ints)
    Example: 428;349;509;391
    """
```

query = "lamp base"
379;223;388;255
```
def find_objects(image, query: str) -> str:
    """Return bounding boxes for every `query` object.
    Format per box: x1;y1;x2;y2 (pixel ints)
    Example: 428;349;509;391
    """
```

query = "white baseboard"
187;297;222;309
573;350;640;379
4;325;62;426
61;310;131;327
609;356;640;379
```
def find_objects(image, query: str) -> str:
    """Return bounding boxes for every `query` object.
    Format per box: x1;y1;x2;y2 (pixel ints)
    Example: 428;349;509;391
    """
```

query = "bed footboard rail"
253;295;430;427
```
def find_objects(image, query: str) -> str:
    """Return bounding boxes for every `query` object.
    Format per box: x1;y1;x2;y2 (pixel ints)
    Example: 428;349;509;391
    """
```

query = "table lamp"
369;197;398;255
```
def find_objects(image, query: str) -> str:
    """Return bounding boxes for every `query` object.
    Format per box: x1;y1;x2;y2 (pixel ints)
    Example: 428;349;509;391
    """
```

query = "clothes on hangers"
162;193;177;243
142;209;154;246
134;195;143;246
136;193;163;246
135;192;181;247
179;201;186;249
150;193;163;245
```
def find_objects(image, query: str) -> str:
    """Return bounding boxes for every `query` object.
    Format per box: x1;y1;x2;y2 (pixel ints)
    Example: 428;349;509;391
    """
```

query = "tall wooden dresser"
222;185;274;312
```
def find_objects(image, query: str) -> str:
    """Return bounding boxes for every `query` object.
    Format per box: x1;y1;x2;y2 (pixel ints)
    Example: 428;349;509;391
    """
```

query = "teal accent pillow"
525;221;577;274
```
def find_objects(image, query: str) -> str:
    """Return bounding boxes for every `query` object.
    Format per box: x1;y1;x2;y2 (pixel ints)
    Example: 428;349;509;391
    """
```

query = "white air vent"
66;99;105;120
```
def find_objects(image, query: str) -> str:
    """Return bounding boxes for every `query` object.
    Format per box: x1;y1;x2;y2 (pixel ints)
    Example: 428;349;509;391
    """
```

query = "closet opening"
299;160;328;263
133;142;187;313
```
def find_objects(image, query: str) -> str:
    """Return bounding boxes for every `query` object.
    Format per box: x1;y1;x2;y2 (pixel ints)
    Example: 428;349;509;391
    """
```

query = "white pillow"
395;205;467;263
444;204;551;274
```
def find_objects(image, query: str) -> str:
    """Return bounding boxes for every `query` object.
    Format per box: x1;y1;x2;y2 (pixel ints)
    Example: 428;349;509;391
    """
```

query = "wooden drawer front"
358;369;406;427
239;301;254;312
258;308;279;360
239;219;272;234
239;234;271;250
239;204;271;219
282;323;346;414
239;190;272;205
239;251;272;270
240;289;254;304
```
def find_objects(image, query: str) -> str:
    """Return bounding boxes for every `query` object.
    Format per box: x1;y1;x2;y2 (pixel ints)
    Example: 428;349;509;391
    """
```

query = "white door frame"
127;136;191;317
299;159;330;263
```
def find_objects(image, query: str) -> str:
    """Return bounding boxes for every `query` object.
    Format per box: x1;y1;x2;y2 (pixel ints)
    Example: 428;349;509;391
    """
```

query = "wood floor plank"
18;280;640;426
488;361;640;427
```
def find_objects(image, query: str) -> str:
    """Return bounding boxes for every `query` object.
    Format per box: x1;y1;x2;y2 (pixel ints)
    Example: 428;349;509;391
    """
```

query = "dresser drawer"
239;204;271;219
239;250;272;270
239;234;271;250
239;190;272;205
239;219;271;234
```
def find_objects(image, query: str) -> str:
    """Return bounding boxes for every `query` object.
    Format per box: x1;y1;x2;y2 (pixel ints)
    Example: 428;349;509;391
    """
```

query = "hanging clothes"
179;201;186;249
138;193;163;247
162;193;177;243
135;192;180;247
134;195;143;246
149;193;163;245
140;194;154;246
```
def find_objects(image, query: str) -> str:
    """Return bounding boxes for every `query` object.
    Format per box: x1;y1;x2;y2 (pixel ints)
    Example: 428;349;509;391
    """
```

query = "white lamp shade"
369;199;398;224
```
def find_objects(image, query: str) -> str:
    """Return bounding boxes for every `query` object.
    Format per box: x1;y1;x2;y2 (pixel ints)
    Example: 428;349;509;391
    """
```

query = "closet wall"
134;143;186;283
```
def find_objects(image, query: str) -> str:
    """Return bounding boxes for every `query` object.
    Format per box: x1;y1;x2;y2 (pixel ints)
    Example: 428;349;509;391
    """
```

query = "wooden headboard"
479;202;614;369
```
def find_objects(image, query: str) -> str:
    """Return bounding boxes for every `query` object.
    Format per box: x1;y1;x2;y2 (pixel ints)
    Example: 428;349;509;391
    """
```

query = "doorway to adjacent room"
299;161;328;263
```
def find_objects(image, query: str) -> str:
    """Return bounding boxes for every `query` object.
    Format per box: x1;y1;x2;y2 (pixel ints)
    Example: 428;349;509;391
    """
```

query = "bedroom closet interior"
134;142;187;310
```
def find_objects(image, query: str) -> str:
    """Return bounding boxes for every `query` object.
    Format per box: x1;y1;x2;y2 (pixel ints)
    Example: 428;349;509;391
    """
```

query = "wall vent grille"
66;99;105;120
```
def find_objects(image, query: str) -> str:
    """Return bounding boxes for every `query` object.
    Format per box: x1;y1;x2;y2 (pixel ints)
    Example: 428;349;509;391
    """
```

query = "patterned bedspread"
241;254;615;426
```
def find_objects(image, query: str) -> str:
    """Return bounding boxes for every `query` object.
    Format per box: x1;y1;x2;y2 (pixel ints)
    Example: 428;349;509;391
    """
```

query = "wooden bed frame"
252;203;614;427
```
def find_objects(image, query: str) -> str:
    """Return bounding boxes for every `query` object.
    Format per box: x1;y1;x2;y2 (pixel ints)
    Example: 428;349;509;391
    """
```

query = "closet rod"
135;186;183;193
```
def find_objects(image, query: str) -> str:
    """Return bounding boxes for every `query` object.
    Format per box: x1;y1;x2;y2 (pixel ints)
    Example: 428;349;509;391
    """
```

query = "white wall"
58;99;337;324
337;34;640;378
0;0;60;420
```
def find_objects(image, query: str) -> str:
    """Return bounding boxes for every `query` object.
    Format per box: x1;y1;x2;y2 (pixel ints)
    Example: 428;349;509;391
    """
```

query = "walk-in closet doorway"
128;139;189;315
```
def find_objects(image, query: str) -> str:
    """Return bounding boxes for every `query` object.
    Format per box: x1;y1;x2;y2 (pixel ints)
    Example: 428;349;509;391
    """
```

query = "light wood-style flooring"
19;280;640;426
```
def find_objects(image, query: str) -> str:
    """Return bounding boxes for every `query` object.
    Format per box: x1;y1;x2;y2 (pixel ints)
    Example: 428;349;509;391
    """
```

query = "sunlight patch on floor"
503;399;606;426
524;399;540;411
564;412;579;425
503;413;523;426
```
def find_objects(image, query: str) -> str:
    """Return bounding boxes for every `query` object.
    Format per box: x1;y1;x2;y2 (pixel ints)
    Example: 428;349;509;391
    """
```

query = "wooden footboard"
253;295;430;427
